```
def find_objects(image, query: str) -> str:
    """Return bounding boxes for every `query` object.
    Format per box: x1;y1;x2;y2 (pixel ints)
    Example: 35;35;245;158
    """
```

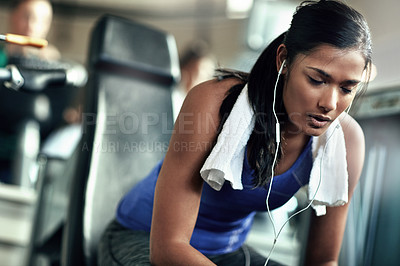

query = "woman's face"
282;44;366;137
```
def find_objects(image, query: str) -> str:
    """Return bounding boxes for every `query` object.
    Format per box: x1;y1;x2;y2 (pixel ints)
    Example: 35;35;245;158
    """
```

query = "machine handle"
0;33;48;48
2;64;88;92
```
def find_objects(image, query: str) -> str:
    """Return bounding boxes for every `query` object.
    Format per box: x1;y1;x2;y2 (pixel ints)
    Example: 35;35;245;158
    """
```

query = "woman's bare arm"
150;78;241;265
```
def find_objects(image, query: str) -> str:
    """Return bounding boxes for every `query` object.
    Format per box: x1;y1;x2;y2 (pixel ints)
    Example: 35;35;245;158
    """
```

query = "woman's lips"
308;114;331;128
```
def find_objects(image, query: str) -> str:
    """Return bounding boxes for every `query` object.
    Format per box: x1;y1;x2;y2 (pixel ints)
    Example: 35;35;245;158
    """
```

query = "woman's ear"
276;44;288;74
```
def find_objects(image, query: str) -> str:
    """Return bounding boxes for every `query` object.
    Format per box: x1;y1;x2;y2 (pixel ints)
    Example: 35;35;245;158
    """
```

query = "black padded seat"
61;15;180;266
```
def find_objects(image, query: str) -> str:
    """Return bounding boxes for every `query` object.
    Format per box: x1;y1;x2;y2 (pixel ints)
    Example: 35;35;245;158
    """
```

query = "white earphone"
278;59;286;75
264;58;342;265
265;59;286;265
273;59;286;145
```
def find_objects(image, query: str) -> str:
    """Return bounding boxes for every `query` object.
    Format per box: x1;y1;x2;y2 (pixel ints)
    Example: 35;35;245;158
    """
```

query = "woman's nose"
318;87;338;112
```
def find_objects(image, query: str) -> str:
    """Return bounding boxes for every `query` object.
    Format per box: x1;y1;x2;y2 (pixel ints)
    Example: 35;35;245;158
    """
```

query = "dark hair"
219;0;372;188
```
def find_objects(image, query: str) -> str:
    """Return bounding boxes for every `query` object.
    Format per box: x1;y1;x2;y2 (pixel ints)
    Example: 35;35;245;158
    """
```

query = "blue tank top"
116;138;313;255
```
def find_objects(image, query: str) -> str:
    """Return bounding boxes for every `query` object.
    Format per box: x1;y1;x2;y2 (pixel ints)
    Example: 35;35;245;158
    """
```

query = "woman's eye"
308;76;324;85
341;87;353;94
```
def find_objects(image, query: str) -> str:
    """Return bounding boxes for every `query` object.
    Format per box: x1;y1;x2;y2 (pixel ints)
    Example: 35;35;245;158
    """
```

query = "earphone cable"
263;60;348;264
263;121;341;266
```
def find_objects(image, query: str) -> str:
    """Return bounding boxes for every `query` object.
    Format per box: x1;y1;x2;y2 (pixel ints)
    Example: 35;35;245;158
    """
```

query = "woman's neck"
275;130;310;175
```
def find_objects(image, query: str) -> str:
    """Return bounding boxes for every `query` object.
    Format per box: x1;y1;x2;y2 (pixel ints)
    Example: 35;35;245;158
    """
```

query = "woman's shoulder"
339;112;365;192
180;77;244;115
172;77;245;154
339;112;365;144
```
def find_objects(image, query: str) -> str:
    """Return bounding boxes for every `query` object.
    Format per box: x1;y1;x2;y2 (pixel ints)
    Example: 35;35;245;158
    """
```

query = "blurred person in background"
0;0;61;185
1;0;87;128
0;0;86;184
0;0;60;66
172;40;216;120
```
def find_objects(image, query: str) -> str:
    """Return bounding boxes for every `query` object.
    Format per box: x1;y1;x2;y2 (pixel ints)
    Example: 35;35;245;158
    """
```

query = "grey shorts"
97;219;285;266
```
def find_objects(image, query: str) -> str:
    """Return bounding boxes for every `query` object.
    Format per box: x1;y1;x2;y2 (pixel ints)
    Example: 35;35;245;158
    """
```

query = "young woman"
98;0;372;265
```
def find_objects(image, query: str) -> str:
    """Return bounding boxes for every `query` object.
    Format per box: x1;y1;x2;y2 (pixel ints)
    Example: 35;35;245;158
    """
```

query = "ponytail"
216;33;287;188
247;32;287;187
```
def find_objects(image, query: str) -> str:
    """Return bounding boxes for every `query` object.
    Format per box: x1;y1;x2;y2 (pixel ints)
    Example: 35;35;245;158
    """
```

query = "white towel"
200;84;348;216
200;84;255;190
309;119;348;216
